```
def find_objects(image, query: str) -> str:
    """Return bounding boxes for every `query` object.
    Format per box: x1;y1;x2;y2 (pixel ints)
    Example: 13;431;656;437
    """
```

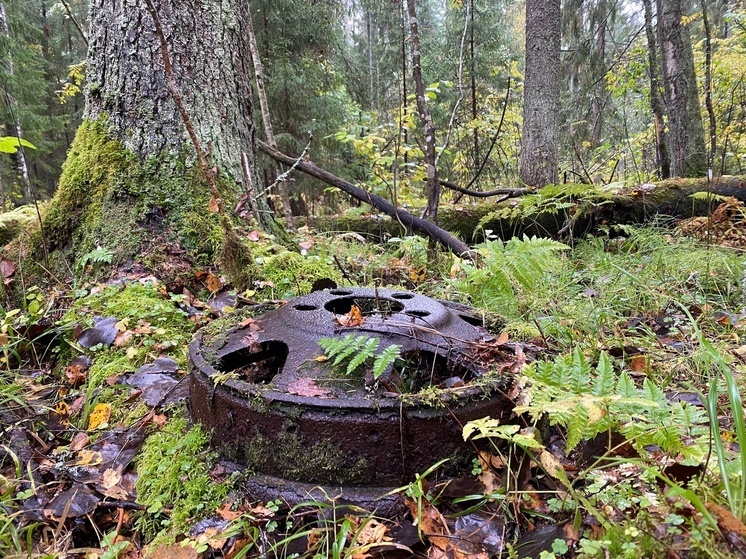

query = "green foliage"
135;417;228;540
515;348;709;457
0;204;40;245
318;334;401;379
0;136;36;154
477;183;612;230
454;235;569;316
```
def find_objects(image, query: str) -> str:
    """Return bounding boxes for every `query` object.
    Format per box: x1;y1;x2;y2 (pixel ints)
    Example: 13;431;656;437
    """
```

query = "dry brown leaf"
336;304;364;327
206;273;223;293
287;378;331;398
114;330;134;347
247;230;261;241
495;331;509;346
354;518;389;546
69;432;89;452
404;497;450;550
630;354;646;373
208;195;221;213
65;365;88;388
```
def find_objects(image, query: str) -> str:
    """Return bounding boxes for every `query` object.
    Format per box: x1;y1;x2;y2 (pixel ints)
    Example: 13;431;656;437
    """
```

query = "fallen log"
257;140;475;259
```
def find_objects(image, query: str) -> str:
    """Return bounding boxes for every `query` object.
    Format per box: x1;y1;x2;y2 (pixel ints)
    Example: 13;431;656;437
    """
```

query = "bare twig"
59;0;88;46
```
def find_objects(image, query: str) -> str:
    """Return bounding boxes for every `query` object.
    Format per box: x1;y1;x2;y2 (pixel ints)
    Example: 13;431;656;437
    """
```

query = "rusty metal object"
189;288;512;490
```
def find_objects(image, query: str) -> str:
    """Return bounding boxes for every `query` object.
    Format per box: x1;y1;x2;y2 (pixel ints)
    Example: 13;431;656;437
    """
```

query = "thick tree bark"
86;0;257;184
656;0;707;178
406;0;440;220
519;0;561;188
643;0;670;179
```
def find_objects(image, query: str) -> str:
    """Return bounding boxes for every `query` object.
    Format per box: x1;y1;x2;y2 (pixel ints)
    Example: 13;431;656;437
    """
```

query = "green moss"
0;204;44;245
257;250;342;298
38;118;229;277
243;428;369;485
135;416;228;541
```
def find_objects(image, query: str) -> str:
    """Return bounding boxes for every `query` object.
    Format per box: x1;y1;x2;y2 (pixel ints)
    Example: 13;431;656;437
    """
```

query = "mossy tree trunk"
39;0;281;277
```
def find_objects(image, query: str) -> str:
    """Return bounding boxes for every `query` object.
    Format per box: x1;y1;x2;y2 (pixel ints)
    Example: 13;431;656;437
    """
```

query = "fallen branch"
257;140;475;259
439;179;533;199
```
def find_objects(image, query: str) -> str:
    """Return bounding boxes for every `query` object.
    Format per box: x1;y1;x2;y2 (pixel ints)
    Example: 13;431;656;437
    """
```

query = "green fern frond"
347;337;380;375
318;334;401;379
373;344;402;379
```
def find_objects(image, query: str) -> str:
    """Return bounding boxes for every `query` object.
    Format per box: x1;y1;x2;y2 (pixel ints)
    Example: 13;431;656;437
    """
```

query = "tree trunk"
40;0;270;279
86;0;258;182
656;0;707;178
245;6;294;228
519;0;560;188
0;2;33;204
643;0;670;179
405;0;440;220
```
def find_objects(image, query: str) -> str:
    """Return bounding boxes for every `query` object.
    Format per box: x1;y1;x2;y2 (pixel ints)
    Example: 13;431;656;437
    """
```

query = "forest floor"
2;199;746;558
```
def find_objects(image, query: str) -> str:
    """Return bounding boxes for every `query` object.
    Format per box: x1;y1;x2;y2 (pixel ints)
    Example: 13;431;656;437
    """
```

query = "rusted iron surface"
189;288;513;488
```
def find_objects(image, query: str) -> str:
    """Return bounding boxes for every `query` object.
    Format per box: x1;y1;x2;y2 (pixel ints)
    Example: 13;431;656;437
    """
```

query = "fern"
515;350;708;455
318;334;401;379
455;236;569;315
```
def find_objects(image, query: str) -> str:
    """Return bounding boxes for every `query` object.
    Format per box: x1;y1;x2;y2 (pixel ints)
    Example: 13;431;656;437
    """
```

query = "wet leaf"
0;258;16;285
287;378;331;398
404;497;450;550
46;485;100;519
87;403;111;430
78;316;119;348
336;304;364;327
630;354;646;372
72;449;103;466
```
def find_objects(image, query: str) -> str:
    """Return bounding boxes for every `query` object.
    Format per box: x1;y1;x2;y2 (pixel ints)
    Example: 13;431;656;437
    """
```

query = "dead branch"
257;140;475;259
439;179;532;199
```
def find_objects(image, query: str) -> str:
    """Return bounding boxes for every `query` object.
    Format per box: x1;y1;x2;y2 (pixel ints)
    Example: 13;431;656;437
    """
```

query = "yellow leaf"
539;450;564;479
126;347;138;359
73;449;103;466
315;355;329;362
88;403;111;430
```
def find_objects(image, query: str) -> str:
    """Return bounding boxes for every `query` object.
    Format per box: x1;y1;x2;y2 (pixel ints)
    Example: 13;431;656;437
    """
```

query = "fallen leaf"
287;378;331;398
247;230;261;241
0;259;16;285
101;467;122;489
87;403;111;430
336;304;364;327
206;273;223;293
495;331;509;346
404;497;450;551
630;354;646;372
299;240;313;255
69;432;89;452
72;449;103;467
149;543;199;559
65;364;88;388
208;195;221;213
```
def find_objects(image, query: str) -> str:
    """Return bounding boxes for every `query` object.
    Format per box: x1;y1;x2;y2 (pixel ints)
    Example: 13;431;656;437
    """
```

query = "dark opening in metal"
391;350;478;392
459;313;483;327
324;296;404;316
218;341;289;383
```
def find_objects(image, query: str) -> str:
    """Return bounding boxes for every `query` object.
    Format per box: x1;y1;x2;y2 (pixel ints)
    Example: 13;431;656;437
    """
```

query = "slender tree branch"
142;0;223;214
257;140;474;259
59;0;88;46
439;179;531;199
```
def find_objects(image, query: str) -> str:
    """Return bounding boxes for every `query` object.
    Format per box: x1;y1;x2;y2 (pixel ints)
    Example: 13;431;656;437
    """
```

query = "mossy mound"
35;119;229;280
0;204;43;245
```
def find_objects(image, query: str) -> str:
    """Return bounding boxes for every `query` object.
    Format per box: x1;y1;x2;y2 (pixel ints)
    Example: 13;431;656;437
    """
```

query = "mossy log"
298;176;746;243
0;205;40;245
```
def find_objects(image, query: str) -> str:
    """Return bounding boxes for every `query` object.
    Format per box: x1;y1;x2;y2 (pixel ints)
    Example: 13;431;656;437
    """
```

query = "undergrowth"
135;416;228;543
